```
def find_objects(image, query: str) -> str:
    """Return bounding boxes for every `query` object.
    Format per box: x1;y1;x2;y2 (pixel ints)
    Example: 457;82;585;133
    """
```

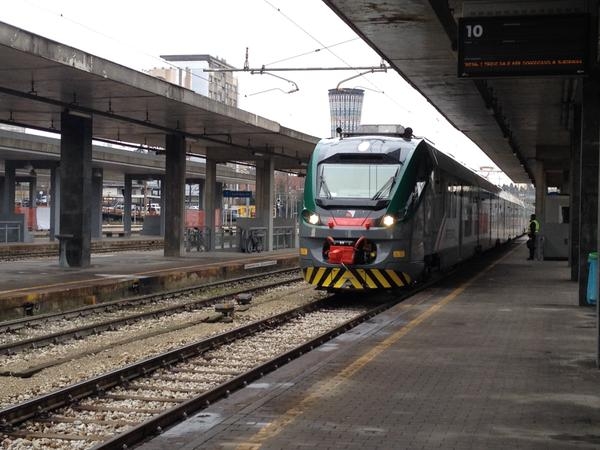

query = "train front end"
299;132;421;290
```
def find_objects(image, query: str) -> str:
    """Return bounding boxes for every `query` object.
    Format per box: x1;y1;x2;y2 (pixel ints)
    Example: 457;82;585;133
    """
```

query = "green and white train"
299;125;529;290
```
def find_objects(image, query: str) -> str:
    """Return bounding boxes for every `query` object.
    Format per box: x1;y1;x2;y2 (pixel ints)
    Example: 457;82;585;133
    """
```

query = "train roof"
313;132;522;204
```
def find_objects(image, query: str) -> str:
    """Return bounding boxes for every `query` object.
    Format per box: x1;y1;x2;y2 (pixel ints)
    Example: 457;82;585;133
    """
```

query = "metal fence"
0;221;22;243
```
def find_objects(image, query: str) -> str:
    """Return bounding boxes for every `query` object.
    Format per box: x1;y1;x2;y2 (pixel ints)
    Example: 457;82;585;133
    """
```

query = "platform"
0;245;299;320
140;241;600;450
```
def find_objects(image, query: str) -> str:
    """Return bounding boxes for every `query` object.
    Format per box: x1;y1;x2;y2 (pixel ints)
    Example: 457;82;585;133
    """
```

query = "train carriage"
299;125;528;290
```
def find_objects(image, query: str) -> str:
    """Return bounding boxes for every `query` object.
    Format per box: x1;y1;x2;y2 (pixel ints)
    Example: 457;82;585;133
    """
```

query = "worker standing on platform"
527;214;540;260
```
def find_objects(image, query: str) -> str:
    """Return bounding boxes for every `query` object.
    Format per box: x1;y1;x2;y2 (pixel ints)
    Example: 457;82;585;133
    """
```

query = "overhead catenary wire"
260;0;410;116
264;37;360;66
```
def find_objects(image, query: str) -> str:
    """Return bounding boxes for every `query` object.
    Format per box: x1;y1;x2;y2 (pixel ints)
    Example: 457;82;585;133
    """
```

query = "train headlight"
382;215;395;227
302;210;321;225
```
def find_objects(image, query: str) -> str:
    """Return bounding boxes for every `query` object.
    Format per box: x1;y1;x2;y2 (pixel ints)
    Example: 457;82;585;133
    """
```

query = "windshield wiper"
372;175;396;200
319;175;332;199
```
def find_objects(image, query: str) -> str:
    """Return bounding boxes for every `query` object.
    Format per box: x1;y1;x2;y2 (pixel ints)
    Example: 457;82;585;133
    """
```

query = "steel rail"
0;296;341;427
0;239;163;261
0;241;519;448
0;267;301;333
0;271;302;357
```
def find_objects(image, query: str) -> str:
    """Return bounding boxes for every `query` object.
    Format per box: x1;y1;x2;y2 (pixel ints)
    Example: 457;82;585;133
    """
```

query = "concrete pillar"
164;134;186;257
534;161;546;261
2;162;15;216
91;168;103;239
256;158;275;251
570;104;582;281
123;175;132;237
204;159;217;250
59;110;93;267
159;176;165;237
0;175;4;213
28;176;37;208
198;179;204;209
534;161;546;220
579;77;599;306
216;182;224;210
50;166;60;241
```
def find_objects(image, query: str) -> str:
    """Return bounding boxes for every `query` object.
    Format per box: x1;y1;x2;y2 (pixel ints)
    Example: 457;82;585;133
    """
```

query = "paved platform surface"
140;242;600;450
0;243;298;320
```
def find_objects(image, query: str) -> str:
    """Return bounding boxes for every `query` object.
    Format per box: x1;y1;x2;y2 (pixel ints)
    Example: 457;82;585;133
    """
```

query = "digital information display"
458;14;590;78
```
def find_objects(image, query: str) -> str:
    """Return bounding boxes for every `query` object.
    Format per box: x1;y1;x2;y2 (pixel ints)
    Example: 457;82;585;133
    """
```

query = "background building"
148;54;239;107
328;88;364;137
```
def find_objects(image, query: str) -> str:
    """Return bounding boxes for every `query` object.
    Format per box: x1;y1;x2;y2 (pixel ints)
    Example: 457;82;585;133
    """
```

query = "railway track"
0;269;302;371
0;242;519;449
0;239;163;262
0;295;395;450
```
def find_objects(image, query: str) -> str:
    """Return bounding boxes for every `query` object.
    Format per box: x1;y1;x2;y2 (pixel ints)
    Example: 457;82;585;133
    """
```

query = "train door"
439;177;460;266
424;167;444;256
488;193;493;247
408;150;432;262
474;187;481;250
458;184;464;259
501;200;507;241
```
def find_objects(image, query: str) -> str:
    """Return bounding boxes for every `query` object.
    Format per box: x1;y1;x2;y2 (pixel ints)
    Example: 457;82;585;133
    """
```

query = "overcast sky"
3;0;511;185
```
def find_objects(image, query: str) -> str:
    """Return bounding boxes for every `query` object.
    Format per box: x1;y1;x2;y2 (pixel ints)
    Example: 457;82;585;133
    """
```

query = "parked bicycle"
242;228;264;253
184;227;209;252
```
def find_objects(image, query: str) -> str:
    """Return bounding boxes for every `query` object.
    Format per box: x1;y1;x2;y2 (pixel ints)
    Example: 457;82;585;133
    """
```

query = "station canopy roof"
0;21;319;171
323;0;586;188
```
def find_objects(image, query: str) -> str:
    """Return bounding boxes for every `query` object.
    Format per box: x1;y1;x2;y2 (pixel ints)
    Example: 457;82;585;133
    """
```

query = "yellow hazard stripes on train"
303;267;411;289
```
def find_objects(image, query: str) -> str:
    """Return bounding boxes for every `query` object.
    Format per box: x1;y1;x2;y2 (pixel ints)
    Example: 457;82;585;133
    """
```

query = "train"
298;124;530;290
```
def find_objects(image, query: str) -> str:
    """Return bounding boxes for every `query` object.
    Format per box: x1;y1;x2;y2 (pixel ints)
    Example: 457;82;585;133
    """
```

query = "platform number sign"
458;14;590;78
465;24;483;38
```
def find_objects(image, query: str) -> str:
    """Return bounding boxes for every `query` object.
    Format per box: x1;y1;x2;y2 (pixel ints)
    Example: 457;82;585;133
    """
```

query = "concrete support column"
123;175;132;237
197;179;205;209
59;110;93;267
534;161;546;220
28;175;37;210
216;182;223;210
159;176;165;237
0;176;4;213
534;160;546;261
2;162;15;216
204;159;217;250
579;78;599;306
91;168;103;239
50;166;60;241
570;104;582;281
164;134;186;257
256;158;275;251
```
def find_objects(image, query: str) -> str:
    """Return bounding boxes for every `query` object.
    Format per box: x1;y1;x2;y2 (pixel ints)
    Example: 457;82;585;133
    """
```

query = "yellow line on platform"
235;248;515;450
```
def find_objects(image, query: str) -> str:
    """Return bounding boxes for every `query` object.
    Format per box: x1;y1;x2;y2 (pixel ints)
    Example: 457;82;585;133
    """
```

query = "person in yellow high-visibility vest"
527;214;540;260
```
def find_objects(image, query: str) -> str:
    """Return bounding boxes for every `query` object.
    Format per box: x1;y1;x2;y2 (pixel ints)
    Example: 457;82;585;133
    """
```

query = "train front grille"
303;267;411;289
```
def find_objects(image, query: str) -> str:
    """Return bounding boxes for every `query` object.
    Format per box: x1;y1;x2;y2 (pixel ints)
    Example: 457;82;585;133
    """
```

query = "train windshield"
318;163;400;199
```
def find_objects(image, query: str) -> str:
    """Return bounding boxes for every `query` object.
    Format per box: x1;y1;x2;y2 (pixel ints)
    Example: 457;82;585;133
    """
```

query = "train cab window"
317;162;400;199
